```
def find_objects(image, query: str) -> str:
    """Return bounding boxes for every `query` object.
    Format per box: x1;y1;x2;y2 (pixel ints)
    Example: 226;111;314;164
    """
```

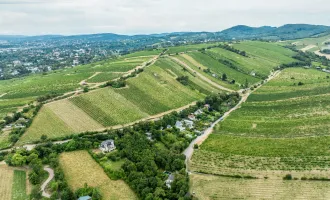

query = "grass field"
190;173;330;200
191;67;330;177
87;72;123;83
59;151;136;200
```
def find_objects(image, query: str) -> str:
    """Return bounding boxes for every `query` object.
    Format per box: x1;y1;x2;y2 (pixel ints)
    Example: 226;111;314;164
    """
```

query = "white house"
99;140;116;153
145;132;153;141
165;174;175;188
183;119;194;129
175;121;185;131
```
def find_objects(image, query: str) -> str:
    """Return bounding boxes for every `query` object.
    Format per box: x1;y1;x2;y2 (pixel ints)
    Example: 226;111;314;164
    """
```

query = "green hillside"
191;68;330;176
19;58;212;144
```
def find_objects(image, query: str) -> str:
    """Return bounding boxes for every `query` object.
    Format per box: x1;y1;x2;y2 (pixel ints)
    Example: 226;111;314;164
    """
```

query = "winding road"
41;166;54;198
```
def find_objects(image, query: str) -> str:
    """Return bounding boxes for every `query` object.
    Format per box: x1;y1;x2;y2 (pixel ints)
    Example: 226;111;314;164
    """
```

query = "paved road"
41;166;54;198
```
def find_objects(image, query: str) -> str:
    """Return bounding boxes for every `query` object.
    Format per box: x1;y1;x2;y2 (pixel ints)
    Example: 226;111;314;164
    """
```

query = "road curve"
41;166;54;198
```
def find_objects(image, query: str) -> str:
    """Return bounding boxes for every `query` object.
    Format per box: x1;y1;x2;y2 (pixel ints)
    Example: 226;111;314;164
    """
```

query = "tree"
222;73;227;81
244;78;249;88
29;171;41;185
40;134;48;142
83;87;89;93
11;153;26;166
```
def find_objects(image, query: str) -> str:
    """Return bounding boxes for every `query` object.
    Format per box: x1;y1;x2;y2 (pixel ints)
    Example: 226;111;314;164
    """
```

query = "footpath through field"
183;70;281;171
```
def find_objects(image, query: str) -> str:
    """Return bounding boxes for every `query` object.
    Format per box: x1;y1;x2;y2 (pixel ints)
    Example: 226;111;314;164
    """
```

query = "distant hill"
1;24;330;42
218;24;330;40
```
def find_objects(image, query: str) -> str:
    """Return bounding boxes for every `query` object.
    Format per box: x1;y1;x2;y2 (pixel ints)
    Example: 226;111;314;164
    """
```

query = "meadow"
191;67;330;176
59;151;137;200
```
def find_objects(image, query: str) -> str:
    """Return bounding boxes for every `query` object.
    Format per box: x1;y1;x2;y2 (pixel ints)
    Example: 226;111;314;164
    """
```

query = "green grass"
11;170;28;200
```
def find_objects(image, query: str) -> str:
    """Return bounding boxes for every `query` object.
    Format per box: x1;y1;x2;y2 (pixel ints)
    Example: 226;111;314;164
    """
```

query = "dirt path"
315;50;330;60
0;93;7;98
169;56;235;93
301;45;317;52
183;70;281;170
41;166;54;198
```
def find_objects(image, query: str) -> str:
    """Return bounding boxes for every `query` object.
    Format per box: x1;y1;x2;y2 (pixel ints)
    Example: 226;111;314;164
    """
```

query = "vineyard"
59;151;137;200
190;173;330;200
191;67;330;178
0;54;154;117
19;58;207;144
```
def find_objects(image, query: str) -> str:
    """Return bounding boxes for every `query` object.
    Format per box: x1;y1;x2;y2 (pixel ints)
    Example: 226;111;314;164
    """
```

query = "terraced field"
59;151;137;200
191;68;330;177
19;58;208;144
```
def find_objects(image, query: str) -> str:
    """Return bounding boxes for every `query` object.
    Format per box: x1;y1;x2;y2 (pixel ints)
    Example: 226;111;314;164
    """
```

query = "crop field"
167;43;219;54
0;54;153;117
59;151;137;200
18;106;74;145
0;130;12;149
207;47;279;77
0;165;29;200
12;170;28;200
288;34;330;50
87;72;123;83
191;67;330;177
20;58;205;143
157;58;223;94
190;173;330;200
122;49;162;58
183;51;260;88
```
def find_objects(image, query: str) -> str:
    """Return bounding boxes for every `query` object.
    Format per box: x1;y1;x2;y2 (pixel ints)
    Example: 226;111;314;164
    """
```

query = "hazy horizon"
1;0;330;35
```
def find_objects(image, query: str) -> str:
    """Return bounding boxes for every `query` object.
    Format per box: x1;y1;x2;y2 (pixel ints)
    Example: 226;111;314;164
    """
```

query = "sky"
0;0;330;35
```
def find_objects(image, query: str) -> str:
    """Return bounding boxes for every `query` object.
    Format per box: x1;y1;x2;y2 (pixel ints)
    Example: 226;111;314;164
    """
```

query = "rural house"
165;174;175;188
188;114;196;121
175;121;185;131
99;139;116;153
183;119;194;129
145;132;153;141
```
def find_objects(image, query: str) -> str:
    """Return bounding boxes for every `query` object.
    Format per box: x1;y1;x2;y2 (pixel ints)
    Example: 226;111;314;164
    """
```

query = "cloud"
0;0;329;35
